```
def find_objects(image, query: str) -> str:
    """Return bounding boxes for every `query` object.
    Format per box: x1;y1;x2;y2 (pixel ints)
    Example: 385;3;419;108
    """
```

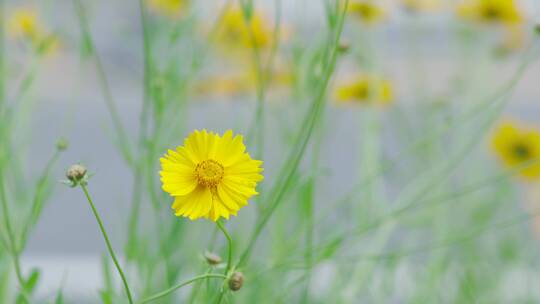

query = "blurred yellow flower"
457;0;523;25
160;130;263;221
8;8;60;56
193;66;294;99
402;0;442;12
146;0;188;19
217;9;273;50
8;8;40;41
492;122;540;180
192;74;252;98
347;1;386;24
335;75;393;106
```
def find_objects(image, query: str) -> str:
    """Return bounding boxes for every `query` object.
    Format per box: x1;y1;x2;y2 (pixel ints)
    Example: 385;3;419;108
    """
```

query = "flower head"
402;0;442;13
228;271;244;291
217;9;273;51
160;130;263;221
64;164;90;187
492;122;540;180
457;0;523;25
347;1;386;24
146;0;188;19
8;8;59;55
8;8;39;40
335;75;393;106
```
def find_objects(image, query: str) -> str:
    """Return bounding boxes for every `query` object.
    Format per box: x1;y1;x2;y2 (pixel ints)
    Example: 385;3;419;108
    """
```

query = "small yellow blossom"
192;74;252;98
402;0;442;13
347;1;386;24
335;75;394;106
8;8;59;55
492;122;540;180
8;8;40;41
160;130;263;221
193;66;294;99
217;9;273;50
457;0;523;25
146;0;188;19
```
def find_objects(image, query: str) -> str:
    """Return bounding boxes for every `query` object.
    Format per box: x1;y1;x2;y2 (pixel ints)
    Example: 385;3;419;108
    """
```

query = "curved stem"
237;0;349;268
73;0;133;164
214;221;233;304
80;185;134;304
216;221;232;275
0;170;30;301
19;151;61;251
0;0;5;109
138;274;227;304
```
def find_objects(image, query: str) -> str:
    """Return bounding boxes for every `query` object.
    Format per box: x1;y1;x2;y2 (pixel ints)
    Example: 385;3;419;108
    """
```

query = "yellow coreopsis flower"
160;130;264;221
147;0;188;19
457;0;523;25
8;8;40;41
8;8;59;56
402;0;442;13
347;1;386;24
217;9;272;50
492;122;540;180
335;75;394;106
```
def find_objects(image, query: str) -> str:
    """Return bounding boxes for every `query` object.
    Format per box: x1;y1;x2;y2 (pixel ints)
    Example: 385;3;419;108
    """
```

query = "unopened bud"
204;251;222;266
56;138;69;151
338;41;350;54
535;23;540;36
228;271;244;291
66;164;87;185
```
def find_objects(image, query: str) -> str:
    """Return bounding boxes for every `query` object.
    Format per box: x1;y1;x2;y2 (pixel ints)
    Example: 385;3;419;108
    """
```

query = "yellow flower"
347;1;386;24
217;9;272;50
192;74;251;98
402;0;442;13
8;8;59;55
146;0;188;19
335;75;394;106
160;130;264;221
8;8;40;40
492;122;540;180
457;0;523;25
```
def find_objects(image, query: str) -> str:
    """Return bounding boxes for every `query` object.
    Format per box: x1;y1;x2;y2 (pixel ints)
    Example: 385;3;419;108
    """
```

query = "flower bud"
338;41;350;54
204;251;222;266
56;138;69;151
535;23;540;36
66;164;87;184
228;271;244;291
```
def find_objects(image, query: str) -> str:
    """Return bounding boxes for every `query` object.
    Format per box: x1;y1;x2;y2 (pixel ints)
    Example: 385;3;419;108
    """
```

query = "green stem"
73;0;133;164
80;185;134;304
0;170;29;300
216;221;232;275
0;0;5;110
214;221;233;304
138;274;227;304
237;0;349;268
18;151;61;251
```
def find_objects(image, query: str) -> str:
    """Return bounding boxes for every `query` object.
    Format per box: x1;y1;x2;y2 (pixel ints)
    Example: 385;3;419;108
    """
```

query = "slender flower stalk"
72;0;133;164
138;274;227;304
79;184;134;304
18;150;62;251
0;0;5;109
238;0;350;268
216;221;233;275
0;170;29;300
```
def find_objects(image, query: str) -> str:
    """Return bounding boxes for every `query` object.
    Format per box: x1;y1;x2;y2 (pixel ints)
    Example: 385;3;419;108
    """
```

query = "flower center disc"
513;143;531;160
195;160;224;187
